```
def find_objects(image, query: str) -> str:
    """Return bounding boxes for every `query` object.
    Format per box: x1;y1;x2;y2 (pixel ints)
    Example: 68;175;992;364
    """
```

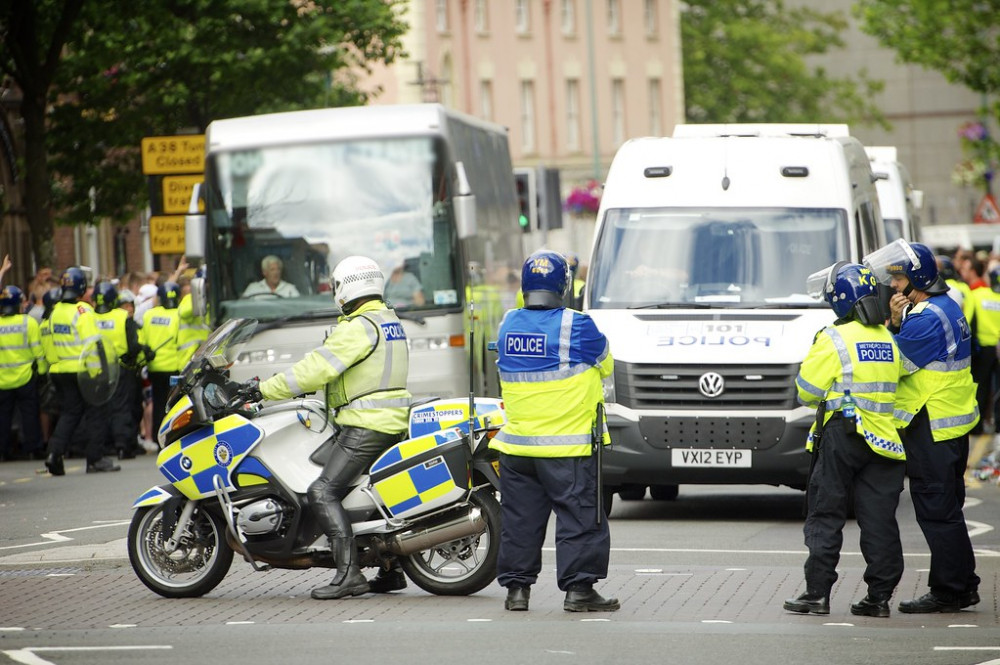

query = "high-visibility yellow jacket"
490;307;613;458
947;278;974;323
0;313;45;389
177;293;210;368
259;300;411;434
971;287;1000;347
795;319;906;459
140;306;182;373
93;308;130;359
892;295;979;441
48;301;100;374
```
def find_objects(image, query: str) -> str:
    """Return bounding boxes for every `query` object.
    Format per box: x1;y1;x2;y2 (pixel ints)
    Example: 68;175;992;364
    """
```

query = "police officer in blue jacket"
490;250;618;613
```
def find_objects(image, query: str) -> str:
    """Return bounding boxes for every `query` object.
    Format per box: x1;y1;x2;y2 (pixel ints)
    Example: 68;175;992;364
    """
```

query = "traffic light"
513;168;536;233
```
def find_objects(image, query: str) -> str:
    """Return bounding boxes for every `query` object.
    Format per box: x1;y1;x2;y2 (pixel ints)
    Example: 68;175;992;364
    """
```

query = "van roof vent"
781;166;809;177
644;166;672;178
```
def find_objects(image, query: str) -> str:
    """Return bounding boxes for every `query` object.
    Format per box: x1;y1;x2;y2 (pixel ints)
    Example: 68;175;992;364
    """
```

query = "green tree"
681;0;886;127
0;0;407;269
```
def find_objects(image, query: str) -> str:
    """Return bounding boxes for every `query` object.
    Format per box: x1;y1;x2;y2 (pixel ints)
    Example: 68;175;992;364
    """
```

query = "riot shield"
78;337;120;406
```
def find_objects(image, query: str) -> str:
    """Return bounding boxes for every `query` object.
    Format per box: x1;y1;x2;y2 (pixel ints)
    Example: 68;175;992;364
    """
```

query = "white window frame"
475;0;489;33
607;0;621;37
561;0;576;35
648;78;662;136
612;78;626;146
516;0;530;34
521;80;536;153
480;79;494;122
436;0;449;33
566;79;581;151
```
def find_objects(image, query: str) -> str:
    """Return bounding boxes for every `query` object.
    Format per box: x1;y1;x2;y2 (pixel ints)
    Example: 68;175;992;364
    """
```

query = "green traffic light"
519;214;529;228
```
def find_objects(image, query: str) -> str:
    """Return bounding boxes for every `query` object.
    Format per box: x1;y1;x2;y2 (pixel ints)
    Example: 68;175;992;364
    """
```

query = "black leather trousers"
307;426;401;539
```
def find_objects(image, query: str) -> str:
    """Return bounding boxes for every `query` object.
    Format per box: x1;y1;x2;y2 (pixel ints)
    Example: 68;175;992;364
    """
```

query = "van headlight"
602;373;616;403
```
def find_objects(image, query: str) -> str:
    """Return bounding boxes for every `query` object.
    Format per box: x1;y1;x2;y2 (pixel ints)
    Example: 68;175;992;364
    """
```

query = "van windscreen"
588;207;849;309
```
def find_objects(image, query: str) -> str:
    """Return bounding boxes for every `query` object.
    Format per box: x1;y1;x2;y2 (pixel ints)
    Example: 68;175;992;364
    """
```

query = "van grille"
614;362;800;410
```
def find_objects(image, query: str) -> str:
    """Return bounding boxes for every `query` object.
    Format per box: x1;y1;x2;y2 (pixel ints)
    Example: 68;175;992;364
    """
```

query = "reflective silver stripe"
499;362;595;383
596;340;610;364
0;342;31;351
924;302;958;359
177;340;202;351
316;345;349;375
796;375;826;399
559;309;573;370
826;328;853;383
825;396;893;413
901;354;919;373
894;409;914;424
282;368;303;396
831;380;897;393
0;360;32;368
924;357;971;371
493;431;592;446
341;396;412;410
929;411;979;430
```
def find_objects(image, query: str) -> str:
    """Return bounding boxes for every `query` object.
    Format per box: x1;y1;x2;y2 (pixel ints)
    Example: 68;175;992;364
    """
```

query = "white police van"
584;124;886;502
866;146;923;242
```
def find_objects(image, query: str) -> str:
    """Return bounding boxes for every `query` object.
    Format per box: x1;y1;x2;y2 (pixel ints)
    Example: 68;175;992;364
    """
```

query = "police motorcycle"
127;318;506;599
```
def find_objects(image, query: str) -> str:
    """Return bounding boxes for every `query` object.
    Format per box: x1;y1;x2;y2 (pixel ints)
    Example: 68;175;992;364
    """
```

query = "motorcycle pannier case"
369;427;470;519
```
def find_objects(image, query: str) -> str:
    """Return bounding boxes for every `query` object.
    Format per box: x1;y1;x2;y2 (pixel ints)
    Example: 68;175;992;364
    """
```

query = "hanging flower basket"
564;180;602;216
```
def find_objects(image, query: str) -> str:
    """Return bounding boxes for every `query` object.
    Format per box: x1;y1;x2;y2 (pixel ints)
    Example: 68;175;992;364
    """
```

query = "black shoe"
960;590;980;609
564;587;620;612
368;566;407;593
851;594;890;618
117;447;136;460
86;457;121;473
898;592;961;614
45;454;65;476
505;586;530;611
783;591;830;615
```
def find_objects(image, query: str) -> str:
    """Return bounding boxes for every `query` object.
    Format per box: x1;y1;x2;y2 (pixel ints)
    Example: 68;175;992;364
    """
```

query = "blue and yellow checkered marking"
408;398;506;437
155;414;264;500
158;394;193;441
370;427;466;517
132;485;174;508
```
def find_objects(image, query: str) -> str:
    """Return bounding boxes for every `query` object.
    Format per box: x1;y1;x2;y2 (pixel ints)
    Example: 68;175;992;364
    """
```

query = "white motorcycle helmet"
332;255;385;313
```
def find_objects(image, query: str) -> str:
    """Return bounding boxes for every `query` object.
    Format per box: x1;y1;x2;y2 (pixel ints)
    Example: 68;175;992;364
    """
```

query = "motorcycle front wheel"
400;488;501;596
128;503;234;598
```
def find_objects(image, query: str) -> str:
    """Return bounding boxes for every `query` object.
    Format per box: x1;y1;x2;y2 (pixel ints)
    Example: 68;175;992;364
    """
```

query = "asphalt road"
1;455;999;665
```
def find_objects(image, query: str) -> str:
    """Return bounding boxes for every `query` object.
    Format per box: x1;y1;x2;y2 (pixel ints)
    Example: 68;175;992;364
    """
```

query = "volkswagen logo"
698;372;725;398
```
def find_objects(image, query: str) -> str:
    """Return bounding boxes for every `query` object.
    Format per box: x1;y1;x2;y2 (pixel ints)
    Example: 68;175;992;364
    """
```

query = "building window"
648;78;662;136
475;0;489;33
607;0;621;37
516;0;530;35
566;79;581;151
440;55;453;108
521;80;536;153
436;0;449;33
644;0;658;37
612;79;626;146
480;79;494;122
561;0;576;35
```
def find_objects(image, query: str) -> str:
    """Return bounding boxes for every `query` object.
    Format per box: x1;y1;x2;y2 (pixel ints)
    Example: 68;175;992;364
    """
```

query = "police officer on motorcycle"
490;250;618;612
256;256;412;600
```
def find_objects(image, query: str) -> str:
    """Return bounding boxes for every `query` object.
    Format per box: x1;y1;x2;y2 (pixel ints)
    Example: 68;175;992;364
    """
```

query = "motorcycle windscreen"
78;337;120;405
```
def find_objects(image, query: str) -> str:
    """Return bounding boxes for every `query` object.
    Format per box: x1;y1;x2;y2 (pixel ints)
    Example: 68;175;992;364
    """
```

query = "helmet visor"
862;239;919;285
806;265;835;300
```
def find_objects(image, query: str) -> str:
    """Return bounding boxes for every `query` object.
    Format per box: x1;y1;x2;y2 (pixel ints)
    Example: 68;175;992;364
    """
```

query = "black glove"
142;345;156;364
243;377;264;403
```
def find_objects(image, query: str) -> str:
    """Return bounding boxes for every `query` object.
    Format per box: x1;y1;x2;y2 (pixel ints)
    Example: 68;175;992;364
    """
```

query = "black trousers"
903;407;980;599
970;345;997;434
497;453;610;592
87;369;137;453
0;375;43;455
803;414;905;598
149;371;174;442
47;373;104;463
307;426;401;540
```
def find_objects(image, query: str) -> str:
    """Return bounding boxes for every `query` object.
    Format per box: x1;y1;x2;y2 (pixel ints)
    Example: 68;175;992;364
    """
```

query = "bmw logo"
180;456;193;471
214;440;234;467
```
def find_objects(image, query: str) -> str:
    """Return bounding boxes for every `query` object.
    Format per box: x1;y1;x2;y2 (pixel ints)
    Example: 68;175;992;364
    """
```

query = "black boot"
505;586;530;611
851;594;891;618
45;453;65;477
783;591;830;615
563;585;620;612
368;562;407;593
311;537;370;600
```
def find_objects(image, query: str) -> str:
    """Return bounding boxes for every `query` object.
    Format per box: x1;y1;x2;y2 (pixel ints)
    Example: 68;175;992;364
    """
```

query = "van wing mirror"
453;161;477;239
185;182;207;260
189;276;208;319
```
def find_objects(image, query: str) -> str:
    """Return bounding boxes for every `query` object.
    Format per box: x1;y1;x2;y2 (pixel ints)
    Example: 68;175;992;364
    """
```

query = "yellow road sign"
162;175;204;214
141;135;205;175
150;215;185;254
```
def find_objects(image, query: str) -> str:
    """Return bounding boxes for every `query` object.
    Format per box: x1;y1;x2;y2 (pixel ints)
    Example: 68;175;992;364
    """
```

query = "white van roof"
865;145;898;162
673;123;851;138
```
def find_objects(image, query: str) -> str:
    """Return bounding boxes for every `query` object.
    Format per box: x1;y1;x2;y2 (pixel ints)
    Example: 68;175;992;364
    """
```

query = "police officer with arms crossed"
865;239;981;613
783;263;907;618
45;267;120;474
490;250;618;613
0;286;46;461
253;256;412;600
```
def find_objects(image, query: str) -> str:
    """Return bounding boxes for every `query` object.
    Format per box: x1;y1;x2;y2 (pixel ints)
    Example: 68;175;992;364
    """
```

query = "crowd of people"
0;254;209;471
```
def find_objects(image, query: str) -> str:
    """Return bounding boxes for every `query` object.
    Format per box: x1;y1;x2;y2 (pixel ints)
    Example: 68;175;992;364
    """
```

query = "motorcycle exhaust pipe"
387;505;486;556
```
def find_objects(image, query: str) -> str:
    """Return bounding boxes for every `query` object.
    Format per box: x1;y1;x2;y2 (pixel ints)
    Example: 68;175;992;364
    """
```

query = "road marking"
823;623;855;627
702;620;732;624
934;647;1000;650
946;624;979;628
225;621;254;625
0;628;25;632
580;618;610;622
968;519;993;538
468;619;492;622
1;646;171;665
343;619;374;623
108;624;136;628
0;521;131;552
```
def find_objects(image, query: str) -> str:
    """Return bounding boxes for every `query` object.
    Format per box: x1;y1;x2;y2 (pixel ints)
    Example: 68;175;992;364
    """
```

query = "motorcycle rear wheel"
128;504;234;598
400;488;500;596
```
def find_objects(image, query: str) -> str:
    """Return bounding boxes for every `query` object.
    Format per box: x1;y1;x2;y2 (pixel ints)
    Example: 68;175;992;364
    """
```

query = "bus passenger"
242;255;300;298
